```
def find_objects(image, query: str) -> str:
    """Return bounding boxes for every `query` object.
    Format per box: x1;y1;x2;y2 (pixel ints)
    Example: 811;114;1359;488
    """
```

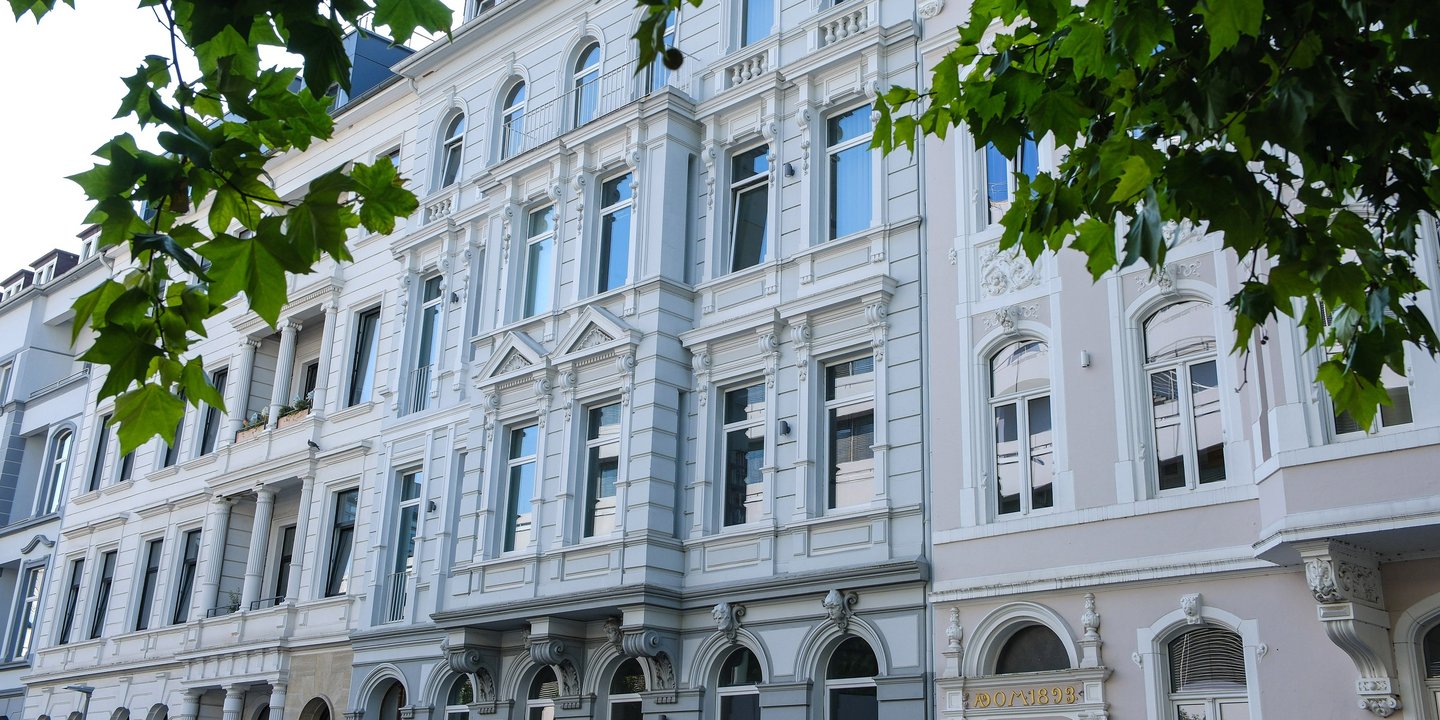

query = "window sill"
328;401;379;424
1257;423;1440;483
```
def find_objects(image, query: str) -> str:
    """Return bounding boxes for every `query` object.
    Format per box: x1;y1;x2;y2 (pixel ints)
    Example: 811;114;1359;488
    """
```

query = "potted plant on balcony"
236;411;268;443
277;393;313;428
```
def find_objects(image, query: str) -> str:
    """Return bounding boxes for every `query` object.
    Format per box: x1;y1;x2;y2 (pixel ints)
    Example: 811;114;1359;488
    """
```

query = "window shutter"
1168;627;1247;692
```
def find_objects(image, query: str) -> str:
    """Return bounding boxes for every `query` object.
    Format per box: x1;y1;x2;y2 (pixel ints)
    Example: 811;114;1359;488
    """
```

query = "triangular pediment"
475;331;548;386
554;306;638;361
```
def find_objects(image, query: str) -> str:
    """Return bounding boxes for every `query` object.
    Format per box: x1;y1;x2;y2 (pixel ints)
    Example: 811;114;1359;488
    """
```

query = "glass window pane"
1169;627;1247;692
1151;369;1186;490
600;205;631;291
990;341;1049;396
720;695;760;720
741;0;771;46
524;238;553;317
732;146;769;180
995;624;1069;673
423;275;443;302
724;385;766;424
1176;704;1209;720
1019;135;1038;183
511;425;539;458
994;403;1020;515
827;637;879;678
602;174;633;207
720;647;763;685
724;428;764;526
1190;361;1226;484
731;184;769;271
528;206;555;236
829;143;871;239
826;356;875;400
1145;301;1216;363
1218;702;1250;720
395;505;418;573
506;461;536;551
828;687;878;720
985;143;1009;207
1028;396;1053;510
1379;366;1413;427
827;105;872;147
400;471;422;501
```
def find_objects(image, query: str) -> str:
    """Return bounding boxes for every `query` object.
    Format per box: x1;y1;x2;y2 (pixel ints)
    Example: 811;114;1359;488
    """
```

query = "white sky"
0;2;462;275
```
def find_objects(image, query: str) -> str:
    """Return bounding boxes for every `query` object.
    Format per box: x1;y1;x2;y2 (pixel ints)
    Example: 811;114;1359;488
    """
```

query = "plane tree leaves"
16;0;451;451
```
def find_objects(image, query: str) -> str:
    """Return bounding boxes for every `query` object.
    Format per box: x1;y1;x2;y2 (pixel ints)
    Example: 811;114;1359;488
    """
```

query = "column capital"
280;318;304;333
211;494;235;508
240;337;262;350
224;686;247;700
254;485;277;503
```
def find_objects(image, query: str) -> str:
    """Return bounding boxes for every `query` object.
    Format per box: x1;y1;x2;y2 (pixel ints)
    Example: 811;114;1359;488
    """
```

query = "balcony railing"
205;602;240;619
408;364;432;414
499;60;690;161
381;571;407;624
249;596;285;611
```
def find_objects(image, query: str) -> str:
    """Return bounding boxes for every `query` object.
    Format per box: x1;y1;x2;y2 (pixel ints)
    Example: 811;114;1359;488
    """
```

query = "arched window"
990;340;1052;516
1143;301;1225;491
573;43;601;127
825;637;878;720
994;624;1069;674
1424;624;1440;712
646;11;678;93
439;114;465;188
378;682;406;720
717;647;762;719
1166;626;1248;719
528;666;558;720
609;658;645;720
446;675;473;720
298;699;330;720
501;82;527;159
37;429;73;515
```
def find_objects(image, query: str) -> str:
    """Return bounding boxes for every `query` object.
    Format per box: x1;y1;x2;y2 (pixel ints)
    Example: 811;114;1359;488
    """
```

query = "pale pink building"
918;3;1440;719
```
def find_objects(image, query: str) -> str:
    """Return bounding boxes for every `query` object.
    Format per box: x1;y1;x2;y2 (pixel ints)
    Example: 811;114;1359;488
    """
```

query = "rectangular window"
58;558;83;644
88;414;113;492
741;0;772;46
1333;365;1413;435
827;105;873;239
504;425;540;551
117;449;135;484
134;539;163;631
394;471;422;574
729;146;770;272
523;206;556;318
348;308;381;406
300;360;320;400
89;550;118;639
825;357;876;509
985;135;1038;225
646;11;677;92
171;529;201;624
410;276;444;413
722;384;766;526
0;364;12;405
162;392;187;468
583;404;622;537
8;565;43;660
597;174;633;293
199;368;228;455
272;525;296;604
325;489;359;597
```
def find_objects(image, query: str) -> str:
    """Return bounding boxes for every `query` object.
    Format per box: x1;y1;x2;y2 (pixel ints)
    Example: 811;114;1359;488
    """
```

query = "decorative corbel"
795;103;816;175
702;141;718;209
478;391;500;450
1180;593;1203;625
620;627;679;703
499;205;515;265
615;351;637;406
712;602;746;643
533;373;554;428
758;331;781;387
558;370;577;423
917;0;944;18
864;302;889;363
1296;540;1400;717
822;589;859;634
692;349;712;406
789;319;812;382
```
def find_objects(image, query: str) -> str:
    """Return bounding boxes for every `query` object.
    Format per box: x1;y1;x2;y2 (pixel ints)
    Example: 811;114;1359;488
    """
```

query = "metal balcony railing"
499;60;688;161
249;596;284;611
205;602;239;619
408;365;432;414
381;571;407;624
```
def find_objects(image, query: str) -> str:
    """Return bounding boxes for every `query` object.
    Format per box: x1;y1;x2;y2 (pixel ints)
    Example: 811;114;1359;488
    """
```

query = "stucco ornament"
713;601;746;643
1081;593;1101;640
1180;593;1203;625
945;607;962;651
1305;556;1382;605
474;668;496;703
603;617;623;645
978;244;1042;298
823;589;859;634
443;641;485;673
1361;696;1400;717
917;0;943;18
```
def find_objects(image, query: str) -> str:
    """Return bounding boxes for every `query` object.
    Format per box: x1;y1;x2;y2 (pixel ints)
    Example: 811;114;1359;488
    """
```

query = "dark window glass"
134;539;163;630
273;525;296;602
200;368;228;455
89;550;118;639
58;558;83;644
827;637;879;679
172;529;201;623
598;174;633;292
348;309;381;406
88;414;112;492
995;624;1069;674
1424;624;1440;677
720;647;763;685
326;489;359;596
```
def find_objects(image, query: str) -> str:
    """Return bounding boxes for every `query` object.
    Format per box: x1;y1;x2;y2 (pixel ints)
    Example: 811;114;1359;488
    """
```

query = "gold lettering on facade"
967;685;1083;709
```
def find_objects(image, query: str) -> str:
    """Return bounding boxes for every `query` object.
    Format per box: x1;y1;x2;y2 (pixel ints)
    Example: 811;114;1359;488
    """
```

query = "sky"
0;2;463;276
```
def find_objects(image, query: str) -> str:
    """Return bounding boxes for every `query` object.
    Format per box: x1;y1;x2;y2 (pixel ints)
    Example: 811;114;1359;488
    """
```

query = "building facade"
13;1;1440;720
917;4;1440;720
0;241;103;719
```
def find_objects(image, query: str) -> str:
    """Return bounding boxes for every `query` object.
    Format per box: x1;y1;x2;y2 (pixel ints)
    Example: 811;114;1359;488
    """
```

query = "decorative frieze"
978;244;1042;298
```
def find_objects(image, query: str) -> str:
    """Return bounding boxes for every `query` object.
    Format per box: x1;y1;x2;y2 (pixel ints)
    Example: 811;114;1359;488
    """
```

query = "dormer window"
33;262;55;286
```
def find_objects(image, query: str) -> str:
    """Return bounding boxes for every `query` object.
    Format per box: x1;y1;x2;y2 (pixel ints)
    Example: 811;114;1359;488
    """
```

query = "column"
174;689;203;720
198;495;234;615
267;320;302;429
240;486;276;609
221;686;246;720
286;474;316;601
223;339;260;445
312;303;339;417
268;683;288;720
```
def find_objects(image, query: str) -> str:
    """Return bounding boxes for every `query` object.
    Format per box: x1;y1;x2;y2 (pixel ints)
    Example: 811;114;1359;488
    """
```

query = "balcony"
380;571;408;624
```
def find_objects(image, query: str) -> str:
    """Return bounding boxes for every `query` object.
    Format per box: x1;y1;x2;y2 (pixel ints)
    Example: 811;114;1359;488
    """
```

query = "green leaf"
196;232;291;324
181;358;226;410
113;384;185;453
1110;154;1156;203
80;325;163;400
1071;218;1118;280
1198;0;1263;61
352;160;419;234
373;0;453;45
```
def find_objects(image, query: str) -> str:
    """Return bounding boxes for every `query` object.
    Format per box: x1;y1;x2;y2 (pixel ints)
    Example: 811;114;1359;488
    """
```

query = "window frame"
714;646;763;719
502;423;541;553
982;135;1039;227
825;104;874;241
500;81;527;160
133;537;164;631
6;563;44;661
607;658;646;720
727;144;771;274
325;487;360;597
36;428;73;516
823;637;880;720
645;11;678;93
88;548;118;639
1164;626;1251;720
170;528;202;624
347;306;382;407
198;366;229;455
582;400;624;538
572;42;602;128
738;0;774;48
408;274;444;414
1141;300;1227;494
87;413;113;492
270;524;297;604
596;171;635;294
392;469;423;576
57;556;84;644
822;354;877;512
986;339;1055;518
720;380;768;528
520;205;557;320
438;113;466;189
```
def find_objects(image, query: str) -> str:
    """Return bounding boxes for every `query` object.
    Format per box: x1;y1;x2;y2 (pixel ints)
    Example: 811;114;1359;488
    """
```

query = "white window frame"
727;144;771;274
982;136;1039;227
409;274;444;414
714;647;762;718
825;104;874;241
645;11;678;93
35;428;73;516
88;548;119;640
1141;301;1226;494
607;659;645;718
445;675;474;720
438;113;466;189
581;400;624;538
347;306;382;407
170;527;202;624
1136;603;1264;720
986;340;1054;518
822;354;876;511
393;469;423;575
573;42;602;128
719;380;767;528
500;81;527;160
595;172;635;295
502;423;541;553
520;205;557;320
87;413;113;492
6;563;44;661
737;0;773;48
133;536;164;631
324;487;360;598
197;366;229;456
57;555;84;643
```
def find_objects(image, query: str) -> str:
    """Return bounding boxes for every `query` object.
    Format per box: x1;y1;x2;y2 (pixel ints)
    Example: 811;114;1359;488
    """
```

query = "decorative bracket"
1296;539;1400;717
713;602;746;644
